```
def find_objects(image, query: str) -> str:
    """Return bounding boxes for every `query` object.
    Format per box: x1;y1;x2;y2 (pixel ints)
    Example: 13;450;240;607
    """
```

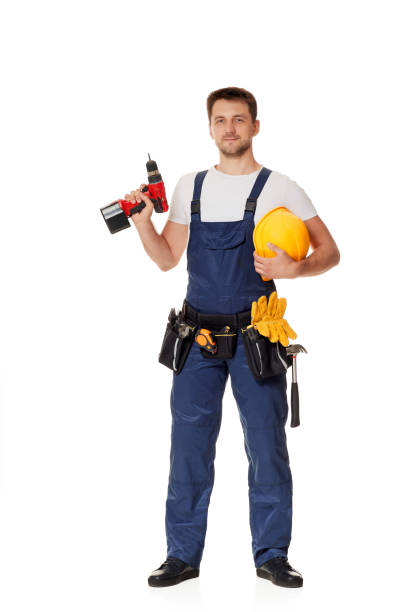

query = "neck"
215;148;262;175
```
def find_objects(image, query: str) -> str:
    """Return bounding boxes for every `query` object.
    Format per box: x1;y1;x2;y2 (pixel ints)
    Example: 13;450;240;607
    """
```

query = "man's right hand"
123;182;189;271
124;184;154;227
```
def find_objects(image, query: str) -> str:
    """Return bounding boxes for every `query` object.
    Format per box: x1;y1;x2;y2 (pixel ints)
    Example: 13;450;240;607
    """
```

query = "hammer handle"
290;382;300;427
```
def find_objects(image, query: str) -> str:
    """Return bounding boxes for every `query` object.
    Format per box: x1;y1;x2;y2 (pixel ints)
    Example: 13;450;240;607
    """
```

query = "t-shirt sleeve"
283;176;318;221
167;174;193;225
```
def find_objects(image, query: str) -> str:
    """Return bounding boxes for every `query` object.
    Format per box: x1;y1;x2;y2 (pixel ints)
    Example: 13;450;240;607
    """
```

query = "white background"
1;1;407;610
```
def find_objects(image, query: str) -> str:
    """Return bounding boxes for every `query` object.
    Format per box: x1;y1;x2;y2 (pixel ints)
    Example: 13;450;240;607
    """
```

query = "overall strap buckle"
245;167;272;214
245;199;257;213
190;170;208;217
191;201;200;215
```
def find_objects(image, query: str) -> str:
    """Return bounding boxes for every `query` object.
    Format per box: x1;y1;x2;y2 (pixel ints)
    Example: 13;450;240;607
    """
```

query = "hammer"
286;344;307;428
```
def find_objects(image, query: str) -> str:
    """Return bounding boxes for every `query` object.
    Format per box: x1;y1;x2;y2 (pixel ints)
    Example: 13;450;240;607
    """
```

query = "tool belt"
182;299;252;329
158;300;292;375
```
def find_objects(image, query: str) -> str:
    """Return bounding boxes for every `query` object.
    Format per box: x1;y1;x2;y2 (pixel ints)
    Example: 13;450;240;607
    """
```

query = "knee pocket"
245;426;291;486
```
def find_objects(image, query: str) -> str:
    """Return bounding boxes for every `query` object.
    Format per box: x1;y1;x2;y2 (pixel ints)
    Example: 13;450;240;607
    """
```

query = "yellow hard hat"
253;207;310;279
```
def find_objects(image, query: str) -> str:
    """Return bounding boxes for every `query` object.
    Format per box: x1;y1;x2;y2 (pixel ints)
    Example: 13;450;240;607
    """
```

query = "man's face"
209;99;259;157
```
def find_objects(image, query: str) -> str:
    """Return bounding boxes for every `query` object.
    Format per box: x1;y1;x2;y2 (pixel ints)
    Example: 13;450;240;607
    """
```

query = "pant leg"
165;340;229;568
228;333;293;568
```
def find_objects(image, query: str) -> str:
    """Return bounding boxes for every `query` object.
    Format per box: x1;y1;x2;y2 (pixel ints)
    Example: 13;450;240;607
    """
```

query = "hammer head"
286;344;308;356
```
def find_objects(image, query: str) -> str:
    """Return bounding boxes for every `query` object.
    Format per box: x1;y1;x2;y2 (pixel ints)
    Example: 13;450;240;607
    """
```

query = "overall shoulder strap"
245;167;272;213
191;170;208;216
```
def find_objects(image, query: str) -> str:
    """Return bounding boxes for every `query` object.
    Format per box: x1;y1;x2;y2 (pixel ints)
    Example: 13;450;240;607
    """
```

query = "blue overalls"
165;167;293;569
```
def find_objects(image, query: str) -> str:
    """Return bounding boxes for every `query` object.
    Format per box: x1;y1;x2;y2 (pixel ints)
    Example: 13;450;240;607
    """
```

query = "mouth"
223;137;239;141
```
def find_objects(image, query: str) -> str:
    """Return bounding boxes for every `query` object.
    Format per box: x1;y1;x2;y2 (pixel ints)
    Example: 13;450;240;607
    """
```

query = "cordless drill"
100;154;169;234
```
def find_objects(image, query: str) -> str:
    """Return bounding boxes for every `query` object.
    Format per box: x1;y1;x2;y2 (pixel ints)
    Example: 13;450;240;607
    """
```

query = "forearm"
134;218;175;271
294;245;340;278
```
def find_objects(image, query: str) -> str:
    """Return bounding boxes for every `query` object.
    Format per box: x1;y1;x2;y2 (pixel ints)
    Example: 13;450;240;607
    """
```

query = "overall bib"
165;167;293;569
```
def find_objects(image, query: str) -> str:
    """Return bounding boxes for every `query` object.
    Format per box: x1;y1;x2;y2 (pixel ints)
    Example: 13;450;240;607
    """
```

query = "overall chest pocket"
200;229;246;250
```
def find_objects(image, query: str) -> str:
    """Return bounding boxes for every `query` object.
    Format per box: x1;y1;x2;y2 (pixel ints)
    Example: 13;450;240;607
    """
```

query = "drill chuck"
146;154;162;183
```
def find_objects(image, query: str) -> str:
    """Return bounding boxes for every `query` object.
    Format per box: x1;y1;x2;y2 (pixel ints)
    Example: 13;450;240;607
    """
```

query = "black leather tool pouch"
158;312;197;375
241;326;290;380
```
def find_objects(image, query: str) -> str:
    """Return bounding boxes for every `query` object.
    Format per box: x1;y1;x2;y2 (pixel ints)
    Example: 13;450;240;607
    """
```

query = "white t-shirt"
168;165;318;226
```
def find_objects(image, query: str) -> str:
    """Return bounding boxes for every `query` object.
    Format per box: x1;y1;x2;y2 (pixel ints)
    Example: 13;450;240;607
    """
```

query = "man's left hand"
253;243;299;279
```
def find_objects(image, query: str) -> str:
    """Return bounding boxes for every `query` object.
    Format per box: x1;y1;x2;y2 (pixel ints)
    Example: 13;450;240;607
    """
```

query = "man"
126;87;340;588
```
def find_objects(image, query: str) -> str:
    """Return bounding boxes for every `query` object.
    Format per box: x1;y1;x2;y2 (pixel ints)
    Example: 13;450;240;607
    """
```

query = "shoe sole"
256;568;303;588
148;569;199;588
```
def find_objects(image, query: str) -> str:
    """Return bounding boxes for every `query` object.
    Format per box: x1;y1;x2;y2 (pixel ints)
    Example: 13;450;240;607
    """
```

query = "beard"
218;137;251;158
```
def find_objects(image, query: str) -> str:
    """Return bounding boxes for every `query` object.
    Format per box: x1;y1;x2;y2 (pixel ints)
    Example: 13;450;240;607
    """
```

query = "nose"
224;119;236;135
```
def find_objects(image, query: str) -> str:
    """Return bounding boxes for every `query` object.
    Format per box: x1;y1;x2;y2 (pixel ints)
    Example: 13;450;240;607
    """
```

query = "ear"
253;119;260;137
209;122;214;140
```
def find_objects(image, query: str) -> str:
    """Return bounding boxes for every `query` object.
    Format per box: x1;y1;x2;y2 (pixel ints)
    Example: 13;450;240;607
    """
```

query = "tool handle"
120;185;166;216
290;382;300;427
195;328;217;354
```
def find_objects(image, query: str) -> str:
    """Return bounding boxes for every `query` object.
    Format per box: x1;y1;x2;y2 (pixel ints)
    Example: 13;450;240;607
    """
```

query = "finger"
254;263;265;275
267;242;283;254
268;322;279;343
133;189;146;203
257;295;267;317
282;319;297;339
254;251;270;263
140;191;154;206
275;322;289;346
254;250;271;263
268;291;279;319
267;291;278;316
251;301;258;322
257;321;269;337
276;297;287;319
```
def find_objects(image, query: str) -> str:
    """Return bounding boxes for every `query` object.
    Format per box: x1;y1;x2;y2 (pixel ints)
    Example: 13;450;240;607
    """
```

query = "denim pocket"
200;229;246;250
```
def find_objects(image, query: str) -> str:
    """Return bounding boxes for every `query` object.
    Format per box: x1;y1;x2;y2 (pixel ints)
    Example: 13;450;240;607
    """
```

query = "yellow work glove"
251;292;297;347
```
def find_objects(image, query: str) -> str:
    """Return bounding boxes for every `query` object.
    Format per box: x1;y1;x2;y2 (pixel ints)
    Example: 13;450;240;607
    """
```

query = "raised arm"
127;184;188;271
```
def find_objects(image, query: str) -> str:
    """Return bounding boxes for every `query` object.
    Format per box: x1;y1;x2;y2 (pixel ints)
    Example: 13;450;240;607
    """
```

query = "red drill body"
100;154;168;234
118;179;168;217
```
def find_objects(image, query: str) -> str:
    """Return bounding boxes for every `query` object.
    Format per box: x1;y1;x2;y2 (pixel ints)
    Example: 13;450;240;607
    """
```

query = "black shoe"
148;557;199;587
256;557;303;588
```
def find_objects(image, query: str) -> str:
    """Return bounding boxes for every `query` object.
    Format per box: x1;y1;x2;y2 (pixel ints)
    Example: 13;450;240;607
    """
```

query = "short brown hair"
207;87;257;123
